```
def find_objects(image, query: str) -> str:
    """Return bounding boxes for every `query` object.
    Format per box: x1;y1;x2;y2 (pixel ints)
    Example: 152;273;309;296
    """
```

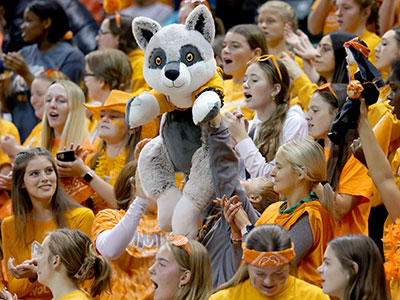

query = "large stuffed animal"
126;5;224;238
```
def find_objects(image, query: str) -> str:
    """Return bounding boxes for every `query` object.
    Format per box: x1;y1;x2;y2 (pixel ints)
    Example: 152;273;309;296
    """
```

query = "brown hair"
250;58;290;162
106;14;139;54
113;160;138;210
228;24;269;55
47;229;112;297
214;224;292;292
353;0;380;35
85;49;132;92
328;235;388;300
165;239;212;300
11;148;80;246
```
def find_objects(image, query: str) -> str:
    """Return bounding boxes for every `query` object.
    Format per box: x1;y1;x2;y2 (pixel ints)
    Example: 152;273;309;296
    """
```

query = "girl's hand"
0;172;12;190
55;144;90;178
8;258;37;280
0;134;18;158
0;289;17;300
2;53;32;82
280;52;304;80
214;195;242;233
284;26;318;61
284;23;301;48
222;112;249;146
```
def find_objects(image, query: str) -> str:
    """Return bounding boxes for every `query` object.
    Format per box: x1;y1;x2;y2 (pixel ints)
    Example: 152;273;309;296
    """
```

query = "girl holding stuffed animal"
224;55;308;179
220;24;268;120
92;159;171;300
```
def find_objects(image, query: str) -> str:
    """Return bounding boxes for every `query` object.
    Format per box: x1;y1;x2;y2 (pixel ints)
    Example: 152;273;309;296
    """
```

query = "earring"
178;283;185;289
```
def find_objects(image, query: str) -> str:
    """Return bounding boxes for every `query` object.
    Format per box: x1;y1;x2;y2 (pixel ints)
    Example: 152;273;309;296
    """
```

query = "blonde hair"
277;139;327;187
250;177;280;213
165;239;212;300
47;229;112;298
258;1;298;30
41;80;89;151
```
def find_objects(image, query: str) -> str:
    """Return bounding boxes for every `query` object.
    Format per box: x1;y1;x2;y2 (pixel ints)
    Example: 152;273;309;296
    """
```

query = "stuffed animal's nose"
165;62;180;81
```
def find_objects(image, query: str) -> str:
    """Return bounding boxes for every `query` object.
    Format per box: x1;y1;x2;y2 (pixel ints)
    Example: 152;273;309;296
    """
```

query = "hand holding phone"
56;150;75;162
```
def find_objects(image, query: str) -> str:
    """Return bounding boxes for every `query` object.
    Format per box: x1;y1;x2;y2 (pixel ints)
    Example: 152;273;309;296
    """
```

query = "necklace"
278;192;318;215
94;147;126;186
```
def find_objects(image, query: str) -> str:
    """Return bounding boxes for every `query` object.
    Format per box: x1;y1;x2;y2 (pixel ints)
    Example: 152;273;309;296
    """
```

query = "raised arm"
358;99;400;221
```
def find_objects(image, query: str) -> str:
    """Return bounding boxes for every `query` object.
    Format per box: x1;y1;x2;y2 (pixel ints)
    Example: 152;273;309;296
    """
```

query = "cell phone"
56;150;75;162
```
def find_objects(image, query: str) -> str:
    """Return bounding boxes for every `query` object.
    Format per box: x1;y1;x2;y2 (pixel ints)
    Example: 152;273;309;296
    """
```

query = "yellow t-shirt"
360;30;380;68
23;122;42;149
209;276;329;300
1;207;94;300
56;290;90;300
128;49;150;94
0;119;21;167
220;79;255;120
92;209;171;300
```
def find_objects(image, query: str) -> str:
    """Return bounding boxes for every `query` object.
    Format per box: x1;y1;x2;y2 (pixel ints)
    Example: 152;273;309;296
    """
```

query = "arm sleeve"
290;74;318;110
95;197;148;259
235;138;275;180
289;213;314;265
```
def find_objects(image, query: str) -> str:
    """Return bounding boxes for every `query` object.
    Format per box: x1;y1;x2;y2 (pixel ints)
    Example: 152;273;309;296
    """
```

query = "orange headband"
243;243;295;267
344;37;370;59
169;235;191;256
249;55;283;81
317;82;338;100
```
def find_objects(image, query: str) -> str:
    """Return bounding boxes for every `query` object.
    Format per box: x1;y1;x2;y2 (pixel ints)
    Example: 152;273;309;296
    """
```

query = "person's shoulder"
69;206;94;218
18;44;38;56
94;208;124;221
53;42;84;58
287;104;306;119
2;215;15;227
209;287;234;300
291;276;330;299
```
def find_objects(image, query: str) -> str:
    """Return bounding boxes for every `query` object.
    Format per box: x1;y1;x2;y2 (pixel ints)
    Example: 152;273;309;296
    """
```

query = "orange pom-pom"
347;80;364;99
383;219;400;280
103;0;120;14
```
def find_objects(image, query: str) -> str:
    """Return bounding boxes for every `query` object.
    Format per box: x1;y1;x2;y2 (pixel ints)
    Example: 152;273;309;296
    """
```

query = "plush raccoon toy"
126;5;224;238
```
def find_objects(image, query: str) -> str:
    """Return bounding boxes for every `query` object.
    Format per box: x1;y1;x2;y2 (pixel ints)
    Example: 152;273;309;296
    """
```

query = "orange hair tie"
170;235;191;256
344;37;370;59
317;82;338;100
243;243;296;267
115;12;121;28
63;30;73;41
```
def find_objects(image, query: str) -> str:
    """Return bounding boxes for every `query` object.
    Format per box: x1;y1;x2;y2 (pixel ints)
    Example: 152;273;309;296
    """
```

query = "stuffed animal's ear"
132;17;161;50
185;4;215;44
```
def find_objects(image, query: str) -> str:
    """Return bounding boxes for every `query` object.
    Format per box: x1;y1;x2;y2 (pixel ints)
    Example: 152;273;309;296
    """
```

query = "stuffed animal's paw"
126;92;160;128
192;91;221;125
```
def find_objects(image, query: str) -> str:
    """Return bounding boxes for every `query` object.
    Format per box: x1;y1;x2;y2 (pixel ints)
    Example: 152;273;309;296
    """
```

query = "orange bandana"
344;37;370;59
243;243;296;267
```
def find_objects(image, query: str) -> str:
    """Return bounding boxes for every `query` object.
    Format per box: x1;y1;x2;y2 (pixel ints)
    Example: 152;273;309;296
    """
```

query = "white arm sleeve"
96;196;148;260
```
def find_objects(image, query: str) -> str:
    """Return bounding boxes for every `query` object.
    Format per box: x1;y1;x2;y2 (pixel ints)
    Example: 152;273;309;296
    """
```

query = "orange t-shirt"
311;0;339;35
92;209;171;300
324;148;374;236
256;200;334;287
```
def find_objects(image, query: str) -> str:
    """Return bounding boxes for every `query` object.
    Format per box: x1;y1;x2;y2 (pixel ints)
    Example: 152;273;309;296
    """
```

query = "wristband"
230;233;242;243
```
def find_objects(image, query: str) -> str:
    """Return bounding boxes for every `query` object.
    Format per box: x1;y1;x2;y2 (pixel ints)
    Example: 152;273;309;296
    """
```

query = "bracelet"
230;233;242;243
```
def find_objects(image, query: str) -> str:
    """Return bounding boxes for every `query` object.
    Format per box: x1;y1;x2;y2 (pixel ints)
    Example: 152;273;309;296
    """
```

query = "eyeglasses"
83;72;97;78
250;55;282;81
98;29;113;36
317;83;337;100
170;235;191;256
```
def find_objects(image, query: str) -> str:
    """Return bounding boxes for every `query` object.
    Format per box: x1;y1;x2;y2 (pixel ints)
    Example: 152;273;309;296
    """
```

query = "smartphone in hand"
56;150;75;162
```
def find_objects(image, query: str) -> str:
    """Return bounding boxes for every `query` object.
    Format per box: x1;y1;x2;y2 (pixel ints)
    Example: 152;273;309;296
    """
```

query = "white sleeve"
235;137;275;180
96;197;148;260
281;105;309;143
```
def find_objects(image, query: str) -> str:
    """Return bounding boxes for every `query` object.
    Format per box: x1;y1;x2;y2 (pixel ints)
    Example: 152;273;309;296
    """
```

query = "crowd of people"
0;0;399;299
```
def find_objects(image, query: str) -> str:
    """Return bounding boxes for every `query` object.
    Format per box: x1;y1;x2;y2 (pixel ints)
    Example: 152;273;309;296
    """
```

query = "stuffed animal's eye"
155;56;162;66
186;52;194;62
